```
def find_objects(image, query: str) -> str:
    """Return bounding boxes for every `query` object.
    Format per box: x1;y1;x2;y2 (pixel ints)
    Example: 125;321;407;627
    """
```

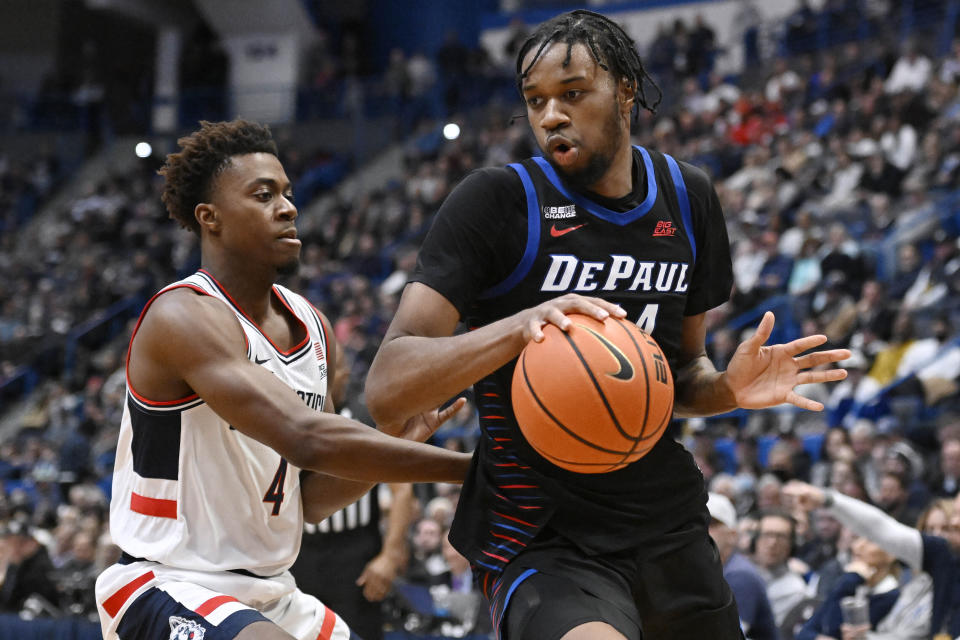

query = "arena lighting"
442;123;460;140
135;142;153;158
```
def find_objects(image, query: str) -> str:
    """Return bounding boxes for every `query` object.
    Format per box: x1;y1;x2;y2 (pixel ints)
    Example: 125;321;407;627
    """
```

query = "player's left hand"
356;551;403;602
723;312;851;411
393;397;468;442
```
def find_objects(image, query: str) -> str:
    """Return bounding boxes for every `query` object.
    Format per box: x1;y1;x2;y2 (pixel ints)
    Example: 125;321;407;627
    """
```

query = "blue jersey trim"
496;568;538;637
479;163;541;299
530;146;658;225
664;154;697;263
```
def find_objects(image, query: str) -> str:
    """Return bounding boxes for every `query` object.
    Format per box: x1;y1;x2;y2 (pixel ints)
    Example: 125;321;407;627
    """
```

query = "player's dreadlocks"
159;119;278;234
515;9;662;117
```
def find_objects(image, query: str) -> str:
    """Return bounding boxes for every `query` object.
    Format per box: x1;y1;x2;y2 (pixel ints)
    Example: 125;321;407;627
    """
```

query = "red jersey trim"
195;595;238;617
198;269;310;357
125;282;248;407
130;492;178;519
102;570;155;618
317;604;337;640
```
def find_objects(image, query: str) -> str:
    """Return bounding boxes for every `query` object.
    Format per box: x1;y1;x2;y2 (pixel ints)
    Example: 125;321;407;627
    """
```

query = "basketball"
511;314;674;473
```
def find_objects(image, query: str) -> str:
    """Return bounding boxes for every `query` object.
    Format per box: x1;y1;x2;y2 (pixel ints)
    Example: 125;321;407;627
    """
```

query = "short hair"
159;119;278;234
515;9;661;118
757;509;797;539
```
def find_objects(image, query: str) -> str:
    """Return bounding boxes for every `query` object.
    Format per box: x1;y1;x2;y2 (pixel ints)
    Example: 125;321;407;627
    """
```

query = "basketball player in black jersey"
366;10;850;640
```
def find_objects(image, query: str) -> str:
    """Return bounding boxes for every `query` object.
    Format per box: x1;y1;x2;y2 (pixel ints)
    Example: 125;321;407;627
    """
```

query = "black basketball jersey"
412;146;733;576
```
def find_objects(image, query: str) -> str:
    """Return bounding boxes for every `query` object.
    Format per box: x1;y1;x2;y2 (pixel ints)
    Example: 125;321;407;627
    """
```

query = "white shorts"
96;560;351;640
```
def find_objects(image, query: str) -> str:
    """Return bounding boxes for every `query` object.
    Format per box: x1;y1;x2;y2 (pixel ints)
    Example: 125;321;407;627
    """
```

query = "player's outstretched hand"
394;397;468;443
783;480;827;512
519;293;627;343
723;312;851;411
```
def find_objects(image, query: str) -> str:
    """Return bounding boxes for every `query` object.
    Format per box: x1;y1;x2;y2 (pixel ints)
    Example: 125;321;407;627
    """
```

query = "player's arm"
355;483;415;602
300;312;379;521
673;312;736;417
132;289;470;483
674;311;852;416
366;284;624;433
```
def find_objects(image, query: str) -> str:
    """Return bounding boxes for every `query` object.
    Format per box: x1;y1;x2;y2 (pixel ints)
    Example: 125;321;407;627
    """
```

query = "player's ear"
618;78;635;113
195;202;220;233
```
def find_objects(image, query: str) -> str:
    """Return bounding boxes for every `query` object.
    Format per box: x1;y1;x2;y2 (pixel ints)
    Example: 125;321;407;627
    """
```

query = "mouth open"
552;142;578;166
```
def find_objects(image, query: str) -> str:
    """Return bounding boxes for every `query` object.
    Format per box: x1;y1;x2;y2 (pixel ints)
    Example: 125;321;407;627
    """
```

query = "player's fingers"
744;311;775;351
582;296;628;317
556;296;611;322
362;577;389;601
794;349;852;369
436;397;467;426
786;390;824;412
528;318;546;343
784;334;829;357
796;368;848;385
543;307;574;331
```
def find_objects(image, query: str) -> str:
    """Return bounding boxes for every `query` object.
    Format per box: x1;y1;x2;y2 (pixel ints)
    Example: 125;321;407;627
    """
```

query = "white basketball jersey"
110;269;329;576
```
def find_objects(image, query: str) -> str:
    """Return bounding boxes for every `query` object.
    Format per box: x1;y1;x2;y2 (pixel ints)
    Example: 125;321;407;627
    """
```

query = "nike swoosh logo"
580;325;634;381
254;355;270;365
550;223;586;237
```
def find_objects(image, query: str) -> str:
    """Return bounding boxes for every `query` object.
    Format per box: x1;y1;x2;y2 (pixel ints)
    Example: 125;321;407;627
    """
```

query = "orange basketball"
511;313;674;473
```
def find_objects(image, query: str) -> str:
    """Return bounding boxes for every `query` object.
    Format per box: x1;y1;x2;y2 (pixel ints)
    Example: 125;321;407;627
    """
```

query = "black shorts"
481;517;743;640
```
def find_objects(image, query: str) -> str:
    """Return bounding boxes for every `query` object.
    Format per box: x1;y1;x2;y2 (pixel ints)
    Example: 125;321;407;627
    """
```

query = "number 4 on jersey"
263;458;288;515
635;303;659;333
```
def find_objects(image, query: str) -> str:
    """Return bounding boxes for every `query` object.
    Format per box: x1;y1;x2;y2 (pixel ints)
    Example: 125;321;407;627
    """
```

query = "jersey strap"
663;154;697;263
480;163;542;299
530;146;658;224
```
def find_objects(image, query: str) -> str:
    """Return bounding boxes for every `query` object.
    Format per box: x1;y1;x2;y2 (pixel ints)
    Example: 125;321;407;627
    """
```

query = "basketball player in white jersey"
94;119;471;640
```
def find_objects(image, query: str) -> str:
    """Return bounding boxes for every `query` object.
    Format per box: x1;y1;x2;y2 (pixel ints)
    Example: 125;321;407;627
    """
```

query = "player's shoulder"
453;164;523;195
439;165;525;221
140;286;235;339
673;157;714;196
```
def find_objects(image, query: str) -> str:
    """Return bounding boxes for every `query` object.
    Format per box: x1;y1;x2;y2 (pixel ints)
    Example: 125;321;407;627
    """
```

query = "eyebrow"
247;177;292;191
522;75;587;92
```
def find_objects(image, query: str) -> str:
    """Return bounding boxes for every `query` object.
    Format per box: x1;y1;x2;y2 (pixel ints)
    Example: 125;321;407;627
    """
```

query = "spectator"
931;439;960;498
757;474;786;511
786;481;960;638
0;520;61;614
437;533;489;636
798;508;846;598
796;532;930;640
810;427;854;488
754;510;810;626
885;41;932;95
708;493;779;640
405;517;447;586
876;470;922;525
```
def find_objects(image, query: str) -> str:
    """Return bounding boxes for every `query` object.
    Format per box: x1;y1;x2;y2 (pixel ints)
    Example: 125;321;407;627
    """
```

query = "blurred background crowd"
1;0;960;638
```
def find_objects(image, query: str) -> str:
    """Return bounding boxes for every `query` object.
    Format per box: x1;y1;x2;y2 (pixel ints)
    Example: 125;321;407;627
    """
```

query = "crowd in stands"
2;3;960;637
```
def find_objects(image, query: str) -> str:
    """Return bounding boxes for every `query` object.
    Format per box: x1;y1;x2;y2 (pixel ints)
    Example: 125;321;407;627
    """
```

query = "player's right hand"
517;294;627;343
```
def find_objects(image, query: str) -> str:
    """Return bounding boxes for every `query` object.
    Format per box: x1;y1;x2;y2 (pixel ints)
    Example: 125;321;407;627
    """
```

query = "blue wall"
369;0;497;64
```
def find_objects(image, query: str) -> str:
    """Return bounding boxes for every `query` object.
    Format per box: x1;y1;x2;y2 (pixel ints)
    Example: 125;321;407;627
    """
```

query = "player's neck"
584;142;634;199
200;258;277;323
